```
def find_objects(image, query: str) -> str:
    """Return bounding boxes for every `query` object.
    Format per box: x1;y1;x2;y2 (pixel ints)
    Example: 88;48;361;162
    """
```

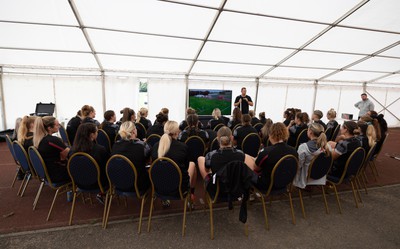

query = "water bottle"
67;190;72;202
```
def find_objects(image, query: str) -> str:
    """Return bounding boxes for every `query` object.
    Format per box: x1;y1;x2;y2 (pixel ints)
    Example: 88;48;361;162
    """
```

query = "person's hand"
243;98;248;102
239;98;242;103
289;120;295;126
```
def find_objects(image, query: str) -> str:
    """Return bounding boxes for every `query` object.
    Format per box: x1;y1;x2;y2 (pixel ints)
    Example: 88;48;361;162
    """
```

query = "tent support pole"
0;66;6;130
101;71;106;114
254;78;260;113
185;74;189;118
312;80;318;114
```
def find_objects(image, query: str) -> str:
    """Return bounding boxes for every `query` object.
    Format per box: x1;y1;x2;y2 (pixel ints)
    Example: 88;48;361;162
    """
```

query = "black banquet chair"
147;157;191;237
146;134;161;148
185;135;206;163
13;141;37;197
104;155;150;233
241;133;261;157
6;134;21;188
97;129;112;153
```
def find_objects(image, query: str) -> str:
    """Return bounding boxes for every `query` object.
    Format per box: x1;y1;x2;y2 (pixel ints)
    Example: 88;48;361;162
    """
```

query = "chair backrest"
28;146;52;184
337;147;365;184
324;127;333;141
268;155;298;194
135;122;146;140
232;124;242;132
365;143;377;164
295;129;309;150
210;137;220;151
5;134;18;164
106;155;141;198
241;133;261;157
97;129;112;153
330;124;341;141
373;133;389;159
213;123;225;132
58;125;71;146
253;123;263;133
68;152;104;192
149;157;184;199
185;135;206;162
308;152;333;180
12;141;34;175
146;134;161;148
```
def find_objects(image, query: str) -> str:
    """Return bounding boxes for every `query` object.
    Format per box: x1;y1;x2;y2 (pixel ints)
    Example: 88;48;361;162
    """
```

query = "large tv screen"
188;89;232;115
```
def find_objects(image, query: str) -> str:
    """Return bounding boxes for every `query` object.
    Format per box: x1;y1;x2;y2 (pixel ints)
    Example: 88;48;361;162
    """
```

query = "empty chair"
67;152;108;225
357;143;377;194
253;123;263;133
324;127;333;142
327;147;365;213
146;134;161;148
369;133;389;178
6;134;21;188
213;123;225;132
294;129;309;150
28;146;71;220
104;155;150;233
135;122;147;140
13;141;37;197
185;135;206;163
209;137;219;152
147;157;191;237
330;124;341;141
253;155;298;230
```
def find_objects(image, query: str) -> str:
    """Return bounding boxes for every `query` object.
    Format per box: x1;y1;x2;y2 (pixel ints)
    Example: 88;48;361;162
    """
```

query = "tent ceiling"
0;0;399;84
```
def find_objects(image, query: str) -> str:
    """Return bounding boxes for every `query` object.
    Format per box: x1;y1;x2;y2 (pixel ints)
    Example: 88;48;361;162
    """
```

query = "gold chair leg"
244;223;249;237
17;174;26;196
69;192;77;225
321;186;329;214
331;184;342;214
182;195;188;237
102;192;110;229
208;195;214;240
47;188;60;221
20;174;32;197
11;168;19;188
33;181;44;210
361;173;368;195
81;193;86;204
124;196;128;208
288;192;296;225
138;195;146;234
298;189;306;218
89;193;93;205
355;178;363;203
147;195;154;232
260;194;269;230
104;193;113;229
350;181;359;208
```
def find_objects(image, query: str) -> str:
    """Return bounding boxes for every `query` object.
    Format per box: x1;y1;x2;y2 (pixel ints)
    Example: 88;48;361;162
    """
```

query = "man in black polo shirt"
234;87;253;114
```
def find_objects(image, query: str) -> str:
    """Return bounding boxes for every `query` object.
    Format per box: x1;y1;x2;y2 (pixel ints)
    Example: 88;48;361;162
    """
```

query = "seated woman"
253;122;298;191
151;121;197;205
112;121;151;192
17;116;37;151
71;123;110;202
198;126;256;187
207;108;225;130
259;112;267;125
328;121;362;178
178;114;209;144
326;108;338;130
293;123;331;189
137;107;152;130
283;108;295;127
360;115;381;142
228;107;242;130
287;112;309;147
153;107;169;125
81;105;100;126
146;112;168;138
312;110;327;130
67;110;82;145
117;107;136;125
33;116;70;183
233;114;258;150
259;118;273;147
249;110;261;126
99;110;118;146
356;121;376;153
179;107;203;131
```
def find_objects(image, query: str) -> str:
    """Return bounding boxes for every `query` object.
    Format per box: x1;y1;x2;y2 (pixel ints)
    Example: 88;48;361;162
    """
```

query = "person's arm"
369;101;375;111
234;96;241;107
354;101;361;109
246;96;254;106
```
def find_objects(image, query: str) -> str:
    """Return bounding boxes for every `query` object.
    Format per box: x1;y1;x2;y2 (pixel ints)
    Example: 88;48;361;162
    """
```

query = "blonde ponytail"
118;121;135;140
309;123;331;156
366;125;377;147
157;121;178;158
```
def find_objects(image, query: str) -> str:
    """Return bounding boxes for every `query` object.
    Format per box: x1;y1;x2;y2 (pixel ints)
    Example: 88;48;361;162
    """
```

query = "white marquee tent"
0;0;399;130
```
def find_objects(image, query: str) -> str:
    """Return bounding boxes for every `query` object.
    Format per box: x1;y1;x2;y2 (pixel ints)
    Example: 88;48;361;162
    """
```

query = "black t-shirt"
207;118;225;130
314;120;327;130
228;119;241;130
288;123;308;147
67;116;81;145
38;135;69;183
179;120;203;131
112;139;151;191
251;117;261;126
146;123;164;138
205;147;245;174
23;131;34;151
330;136;361;178
233;124;258;150
234;95;252;114
178;128;209;144
151;139;190;185
101;121;118;146
255;142;298;190
139;117;152;130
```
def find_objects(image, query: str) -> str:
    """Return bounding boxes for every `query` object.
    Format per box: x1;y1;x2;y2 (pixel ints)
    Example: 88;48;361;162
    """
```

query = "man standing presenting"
234;87;253;114
354;93;374;120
